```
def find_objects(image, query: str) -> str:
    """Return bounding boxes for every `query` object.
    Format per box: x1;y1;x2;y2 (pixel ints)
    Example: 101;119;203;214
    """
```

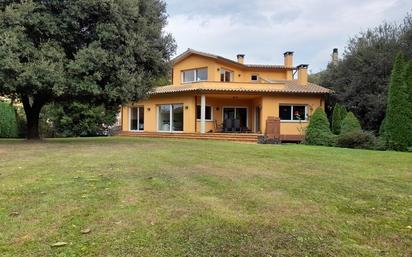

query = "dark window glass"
196;105;212;120
251;75;258;81
279;105;292;120
292;106;306;120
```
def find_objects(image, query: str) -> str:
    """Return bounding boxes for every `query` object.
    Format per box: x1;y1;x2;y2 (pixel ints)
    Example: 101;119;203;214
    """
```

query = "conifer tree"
304;108;336;146
331;103;343;134
341;112;362;135
384;53;410;151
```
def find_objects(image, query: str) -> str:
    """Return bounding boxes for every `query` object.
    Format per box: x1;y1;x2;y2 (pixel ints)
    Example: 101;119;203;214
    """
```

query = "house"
120;49;331;141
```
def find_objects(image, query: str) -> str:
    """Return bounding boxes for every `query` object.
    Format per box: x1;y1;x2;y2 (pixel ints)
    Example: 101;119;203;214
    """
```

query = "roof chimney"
283;51;294;67
332;48;338;66
284;51;294;80
237;54;245;64
297;64;309;85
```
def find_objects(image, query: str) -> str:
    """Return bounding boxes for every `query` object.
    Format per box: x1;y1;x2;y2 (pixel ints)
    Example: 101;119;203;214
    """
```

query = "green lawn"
0;137;411;257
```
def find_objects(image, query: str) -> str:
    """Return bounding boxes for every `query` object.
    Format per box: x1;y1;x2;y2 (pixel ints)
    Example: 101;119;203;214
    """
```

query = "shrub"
0;101;18;138
331;103;348;135
257;135;280;144
337;130;376;149
304;108;336;146
341;112;361;134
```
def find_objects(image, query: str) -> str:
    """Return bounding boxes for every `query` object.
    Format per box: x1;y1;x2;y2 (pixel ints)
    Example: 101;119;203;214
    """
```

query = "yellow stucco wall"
121;52;326;138
123;93;324;137
124;94;196;133
260;94;323;136
173;55;287;85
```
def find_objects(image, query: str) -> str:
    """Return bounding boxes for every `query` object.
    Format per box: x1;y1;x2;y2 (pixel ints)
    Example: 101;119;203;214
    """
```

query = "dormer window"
220;68;233;82
182;68;208;83
251;74;258;82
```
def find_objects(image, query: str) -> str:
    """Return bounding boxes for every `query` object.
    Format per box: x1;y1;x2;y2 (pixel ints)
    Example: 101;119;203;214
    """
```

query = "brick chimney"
284;51;294;80
332;48;338;66
297;64;309;85
237;54;245;64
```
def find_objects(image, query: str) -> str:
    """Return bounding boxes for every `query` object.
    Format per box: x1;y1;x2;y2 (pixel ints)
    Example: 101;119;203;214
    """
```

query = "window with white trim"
182;68;208;83
196;105;212;120
251;74;258;81
279;105;307;121
220;68;233;82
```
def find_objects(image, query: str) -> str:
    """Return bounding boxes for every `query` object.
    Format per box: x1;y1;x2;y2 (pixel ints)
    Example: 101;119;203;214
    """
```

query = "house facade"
120;49;330;140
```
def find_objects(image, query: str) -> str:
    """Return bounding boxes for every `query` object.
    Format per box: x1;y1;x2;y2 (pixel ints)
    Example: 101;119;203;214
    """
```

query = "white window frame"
220;68;234;82
129;106;144;131
156;104;184;133
181;68;208;84
279;104;308;123
196;105;213;121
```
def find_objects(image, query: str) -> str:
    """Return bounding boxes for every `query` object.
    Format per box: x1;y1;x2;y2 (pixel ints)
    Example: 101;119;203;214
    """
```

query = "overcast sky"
164;0;412;73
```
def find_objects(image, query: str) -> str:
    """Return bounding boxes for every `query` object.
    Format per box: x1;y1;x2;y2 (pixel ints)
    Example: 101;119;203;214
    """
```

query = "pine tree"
331;103;343;134
384;53;410;151
304;108;336;146
341;112;362;134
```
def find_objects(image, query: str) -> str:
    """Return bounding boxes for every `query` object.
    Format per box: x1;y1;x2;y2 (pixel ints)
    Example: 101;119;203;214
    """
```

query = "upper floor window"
220;68;233;82
251;74;258;82
279;105;307;121
182;68;208;83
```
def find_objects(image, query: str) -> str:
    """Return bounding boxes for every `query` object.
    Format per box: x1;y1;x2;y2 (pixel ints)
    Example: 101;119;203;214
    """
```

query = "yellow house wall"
194;96;258;133
123;94;196;133
123;93;325;137
173;55;288;85
260;94;324;136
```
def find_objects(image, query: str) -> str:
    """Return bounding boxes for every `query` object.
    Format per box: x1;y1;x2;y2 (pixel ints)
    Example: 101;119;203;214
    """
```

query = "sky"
164;0;412;73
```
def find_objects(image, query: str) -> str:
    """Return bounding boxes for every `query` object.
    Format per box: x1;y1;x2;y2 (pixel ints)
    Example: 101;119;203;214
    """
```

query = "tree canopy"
0;0;175;139
315;13;412;132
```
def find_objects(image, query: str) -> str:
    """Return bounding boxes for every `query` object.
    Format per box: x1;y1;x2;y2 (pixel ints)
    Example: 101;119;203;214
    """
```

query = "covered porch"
195;94;263;134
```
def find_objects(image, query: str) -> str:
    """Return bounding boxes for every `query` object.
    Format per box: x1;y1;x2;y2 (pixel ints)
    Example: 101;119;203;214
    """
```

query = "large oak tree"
0;0;175;139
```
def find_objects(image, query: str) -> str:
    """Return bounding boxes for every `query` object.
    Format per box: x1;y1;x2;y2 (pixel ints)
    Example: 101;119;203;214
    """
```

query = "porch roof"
151;81;332;95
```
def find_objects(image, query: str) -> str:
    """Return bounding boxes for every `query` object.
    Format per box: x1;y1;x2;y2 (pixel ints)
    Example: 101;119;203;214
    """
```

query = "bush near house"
340;112;362;135
304;108;336;146
331;103;347;135
0;101;18;138
337;130;376;149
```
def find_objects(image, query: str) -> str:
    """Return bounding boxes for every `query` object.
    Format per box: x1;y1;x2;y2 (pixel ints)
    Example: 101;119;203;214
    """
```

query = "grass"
0;137;411;257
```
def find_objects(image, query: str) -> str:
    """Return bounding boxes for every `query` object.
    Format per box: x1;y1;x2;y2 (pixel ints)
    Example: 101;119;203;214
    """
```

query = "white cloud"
165;0;412;72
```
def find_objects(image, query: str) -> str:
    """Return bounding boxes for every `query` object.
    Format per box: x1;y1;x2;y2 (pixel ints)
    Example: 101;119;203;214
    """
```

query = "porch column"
200;95;206;134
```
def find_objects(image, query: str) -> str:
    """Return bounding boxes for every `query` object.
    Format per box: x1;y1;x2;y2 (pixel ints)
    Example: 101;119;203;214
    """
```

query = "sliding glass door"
158;104;184;132
223;107;248;128
130;107;144;131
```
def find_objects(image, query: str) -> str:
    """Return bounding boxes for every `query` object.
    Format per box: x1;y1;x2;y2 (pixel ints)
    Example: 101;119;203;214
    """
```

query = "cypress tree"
340;105;348;120
384;53;410;151
0;101;18;138
304;108;336;146
341;112;362;134
401;60;412;147
331;103;343;134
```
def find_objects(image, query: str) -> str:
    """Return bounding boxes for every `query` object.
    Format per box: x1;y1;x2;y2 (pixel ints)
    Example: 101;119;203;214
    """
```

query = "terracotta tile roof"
151;81;332;95
173;49;293;70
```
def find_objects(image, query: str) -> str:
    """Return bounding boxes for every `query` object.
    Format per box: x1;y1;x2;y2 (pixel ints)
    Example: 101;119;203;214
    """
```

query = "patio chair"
233;119;241;132
224;119;233;132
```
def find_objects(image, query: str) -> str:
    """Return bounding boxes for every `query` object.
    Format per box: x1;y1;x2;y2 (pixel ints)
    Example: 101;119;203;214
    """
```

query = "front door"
158;104;184;132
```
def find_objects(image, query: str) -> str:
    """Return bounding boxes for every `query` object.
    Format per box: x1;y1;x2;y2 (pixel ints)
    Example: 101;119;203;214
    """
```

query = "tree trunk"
21;95;45;140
